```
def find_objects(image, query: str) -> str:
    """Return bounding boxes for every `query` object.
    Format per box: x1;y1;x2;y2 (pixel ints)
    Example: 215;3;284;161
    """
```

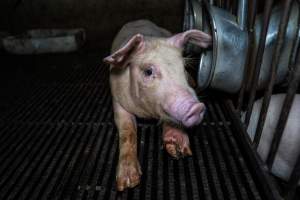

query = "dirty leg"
113;102;142;191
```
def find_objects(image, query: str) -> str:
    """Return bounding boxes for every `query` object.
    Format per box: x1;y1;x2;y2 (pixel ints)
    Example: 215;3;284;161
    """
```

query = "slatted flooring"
0;53;270;200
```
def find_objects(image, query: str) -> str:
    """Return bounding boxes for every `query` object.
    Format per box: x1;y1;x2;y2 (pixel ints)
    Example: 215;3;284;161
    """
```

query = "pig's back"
111;19;172;52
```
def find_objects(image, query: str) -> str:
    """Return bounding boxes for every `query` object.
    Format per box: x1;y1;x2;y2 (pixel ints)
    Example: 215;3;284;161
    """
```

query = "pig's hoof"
163;129;192;159
116;158;142;191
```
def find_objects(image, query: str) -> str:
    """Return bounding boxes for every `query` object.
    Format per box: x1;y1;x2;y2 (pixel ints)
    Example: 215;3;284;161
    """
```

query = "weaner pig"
245;94;300;183
103;20;212;191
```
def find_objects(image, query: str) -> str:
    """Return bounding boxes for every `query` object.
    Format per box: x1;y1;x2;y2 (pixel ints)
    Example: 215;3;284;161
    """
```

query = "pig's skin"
104;20;211;191
245;94;300;182
111;20;172;52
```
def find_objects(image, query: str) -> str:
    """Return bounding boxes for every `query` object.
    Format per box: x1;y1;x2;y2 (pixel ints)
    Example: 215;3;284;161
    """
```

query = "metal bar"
244;0;274;126
190;127;213;200
285;28;300;86
266;45;300;168
223;99;282;200
144;126;156;200
97;127;118;199
21;125;70;200
156;126;165;200
198;126;225;200
6;125;60;200
237;0;248;30
204;124;239;200
237;0;257;114
253;0;293;149
40;125;87;200
86;127;115;199
56;125;96;199
284;154;300;200
74;125;109;199
132;126;148;200
212;100;262;200
29;125;75;200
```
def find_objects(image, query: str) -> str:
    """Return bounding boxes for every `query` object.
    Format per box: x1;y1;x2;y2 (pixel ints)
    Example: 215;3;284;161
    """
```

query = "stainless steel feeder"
184;0;300;93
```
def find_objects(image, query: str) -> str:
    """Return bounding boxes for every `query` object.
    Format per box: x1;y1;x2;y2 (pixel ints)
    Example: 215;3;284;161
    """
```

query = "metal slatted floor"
0;53;269;200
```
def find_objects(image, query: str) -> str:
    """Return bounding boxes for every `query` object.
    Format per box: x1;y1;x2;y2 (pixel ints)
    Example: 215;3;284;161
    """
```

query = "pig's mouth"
163;100;206;127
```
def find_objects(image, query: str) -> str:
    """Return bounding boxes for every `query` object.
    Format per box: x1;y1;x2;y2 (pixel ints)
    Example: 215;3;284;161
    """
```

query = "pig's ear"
167;29;212;48
103;34;144;66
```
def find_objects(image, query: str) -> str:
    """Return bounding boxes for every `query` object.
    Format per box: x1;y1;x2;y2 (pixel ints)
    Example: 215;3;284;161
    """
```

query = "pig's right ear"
103;34;144;67
167;30;212;49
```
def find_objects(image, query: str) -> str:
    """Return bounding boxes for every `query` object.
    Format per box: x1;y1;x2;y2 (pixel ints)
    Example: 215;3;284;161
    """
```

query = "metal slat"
190;127;213;200
155;126;165;200
52;125;95;199
0;55;281;200
244;0;274;126
223;100;282;200
143;126;155;200
40;125;87;200
237;0;257;113
85;127;115;199
132;126;147;200
285;154;300;200
0;125;43;186
198;126;225;200
204;125;240;200
0;125;50;199
184;155;201;200
266;44;300;168
253;0;293;149
74;125;109;199
19;125;70;200
209;101;262;200
6;125;62;200
96;127;118;199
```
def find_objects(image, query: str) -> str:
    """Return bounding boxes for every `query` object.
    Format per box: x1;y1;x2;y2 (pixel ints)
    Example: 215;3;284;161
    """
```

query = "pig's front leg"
163;122;192;158
113;101;142;191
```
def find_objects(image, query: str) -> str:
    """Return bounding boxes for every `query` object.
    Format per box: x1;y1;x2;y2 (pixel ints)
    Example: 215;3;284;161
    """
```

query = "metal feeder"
184;0;300;93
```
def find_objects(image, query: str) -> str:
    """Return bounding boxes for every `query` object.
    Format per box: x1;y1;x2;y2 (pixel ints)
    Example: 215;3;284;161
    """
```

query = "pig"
103;19;212;191
245;94;300;183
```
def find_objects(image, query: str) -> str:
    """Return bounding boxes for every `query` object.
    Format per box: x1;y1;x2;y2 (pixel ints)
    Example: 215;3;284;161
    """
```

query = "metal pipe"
286;27;300;83
237;0;257;114
244;0;274;127
237;0;248;30
284;154;300;200
253;0;293;149
266;44;300;168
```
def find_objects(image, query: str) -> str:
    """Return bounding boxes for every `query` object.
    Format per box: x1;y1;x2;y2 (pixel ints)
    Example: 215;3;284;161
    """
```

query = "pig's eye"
143;68;153;77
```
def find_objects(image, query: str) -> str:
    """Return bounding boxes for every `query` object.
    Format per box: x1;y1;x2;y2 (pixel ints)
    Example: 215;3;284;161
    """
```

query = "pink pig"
103;20;212;191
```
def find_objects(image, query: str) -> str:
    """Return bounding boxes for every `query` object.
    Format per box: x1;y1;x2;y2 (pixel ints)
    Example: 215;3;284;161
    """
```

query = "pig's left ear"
167;29;212;49
103;34;144;67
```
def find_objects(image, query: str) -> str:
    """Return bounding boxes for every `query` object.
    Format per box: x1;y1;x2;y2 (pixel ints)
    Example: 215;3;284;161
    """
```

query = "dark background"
0;0;184;50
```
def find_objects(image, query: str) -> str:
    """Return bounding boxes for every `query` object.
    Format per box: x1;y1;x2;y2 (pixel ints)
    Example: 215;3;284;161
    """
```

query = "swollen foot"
163;123;192;159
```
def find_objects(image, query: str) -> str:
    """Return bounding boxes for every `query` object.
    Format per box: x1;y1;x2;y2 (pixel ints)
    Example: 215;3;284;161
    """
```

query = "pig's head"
104;30;211;127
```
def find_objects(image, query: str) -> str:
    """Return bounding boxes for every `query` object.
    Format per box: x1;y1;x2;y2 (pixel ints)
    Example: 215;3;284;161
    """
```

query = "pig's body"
104;20;211;191
246;94;300;182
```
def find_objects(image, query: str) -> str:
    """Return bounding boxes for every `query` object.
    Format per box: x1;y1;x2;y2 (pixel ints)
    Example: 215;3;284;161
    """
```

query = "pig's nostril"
182;103;205;127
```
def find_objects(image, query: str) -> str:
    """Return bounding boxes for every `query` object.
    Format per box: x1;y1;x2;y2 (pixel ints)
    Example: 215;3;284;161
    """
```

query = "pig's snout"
182;102;205;127
164;97;206;127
